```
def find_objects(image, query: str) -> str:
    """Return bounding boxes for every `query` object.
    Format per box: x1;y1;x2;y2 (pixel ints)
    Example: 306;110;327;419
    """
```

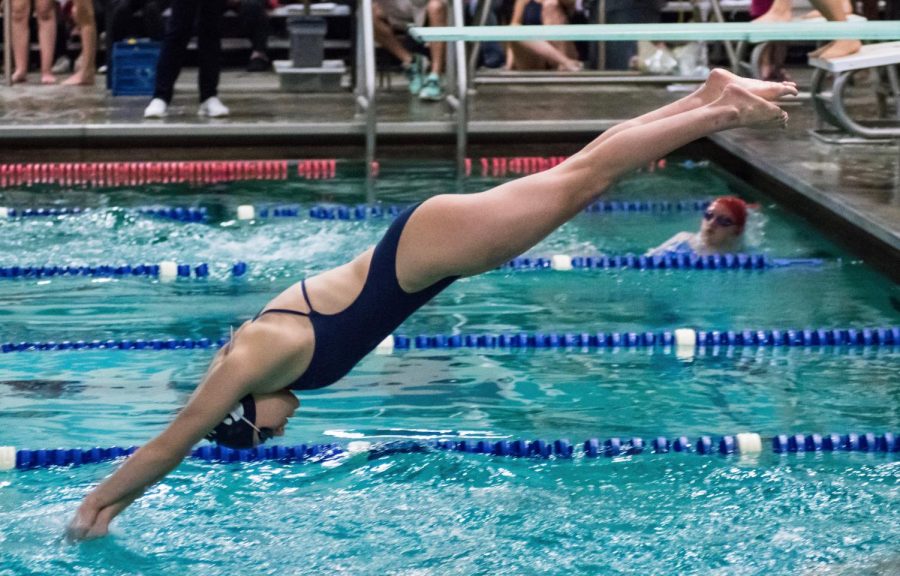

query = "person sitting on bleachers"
506;0;582;71
372;0;447;101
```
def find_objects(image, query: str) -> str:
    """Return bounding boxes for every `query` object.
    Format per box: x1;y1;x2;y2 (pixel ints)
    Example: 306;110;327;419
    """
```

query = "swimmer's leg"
396;85;788;291
581;69;797;155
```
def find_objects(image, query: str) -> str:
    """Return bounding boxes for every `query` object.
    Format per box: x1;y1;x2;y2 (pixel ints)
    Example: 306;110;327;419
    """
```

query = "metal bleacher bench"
808;40;900;142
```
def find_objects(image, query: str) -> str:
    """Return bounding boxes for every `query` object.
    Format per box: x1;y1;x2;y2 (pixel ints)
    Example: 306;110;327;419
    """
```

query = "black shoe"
247;57;271;72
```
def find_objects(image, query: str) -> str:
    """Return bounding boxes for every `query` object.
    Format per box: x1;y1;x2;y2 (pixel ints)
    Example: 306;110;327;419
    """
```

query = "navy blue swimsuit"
255;203;457;390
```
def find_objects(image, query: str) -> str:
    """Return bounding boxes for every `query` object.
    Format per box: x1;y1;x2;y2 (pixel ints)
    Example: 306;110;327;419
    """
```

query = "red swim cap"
711;196;748;230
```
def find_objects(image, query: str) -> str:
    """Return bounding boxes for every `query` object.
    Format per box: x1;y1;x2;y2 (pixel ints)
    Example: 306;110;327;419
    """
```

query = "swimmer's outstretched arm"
66;322;306;541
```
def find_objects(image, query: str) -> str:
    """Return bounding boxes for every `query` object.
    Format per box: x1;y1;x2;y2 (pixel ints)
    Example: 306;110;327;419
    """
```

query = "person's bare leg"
372;6;413;65
396;85;788;288
541;0;580;68
510;40;580;71
803;0;852;18
581;68;796;155
807;0;861;59
63;0;96;85
34;0;57;83
425;0;446;74
753;0;793;22
11;0;31;83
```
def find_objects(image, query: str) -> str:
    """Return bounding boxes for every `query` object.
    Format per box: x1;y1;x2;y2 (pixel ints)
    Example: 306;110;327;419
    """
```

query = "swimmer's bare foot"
62;71;95;86
713;84;789;130
41;72;58;85
809;39;862;60
11;70;27;84
698;68;798;105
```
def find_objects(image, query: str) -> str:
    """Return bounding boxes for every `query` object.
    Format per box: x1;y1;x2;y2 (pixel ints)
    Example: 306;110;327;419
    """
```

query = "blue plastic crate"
111;40;161;96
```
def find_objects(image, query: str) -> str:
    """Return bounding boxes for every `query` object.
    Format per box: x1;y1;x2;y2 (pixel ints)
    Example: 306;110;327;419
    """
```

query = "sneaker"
418;73;445;101
51;56;71;74
404;55;423;95
143;98;168;118
198;96;230;118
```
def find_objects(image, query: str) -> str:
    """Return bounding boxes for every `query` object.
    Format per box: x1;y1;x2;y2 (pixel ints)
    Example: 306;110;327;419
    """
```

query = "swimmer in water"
647;196;749;256
66;69;795;541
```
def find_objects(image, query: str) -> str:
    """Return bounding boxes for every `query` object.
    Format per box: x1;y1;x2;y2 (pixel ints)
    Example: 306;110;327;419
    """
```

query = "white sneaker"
51;56;71;74
198;97;230;118
144;98;168;118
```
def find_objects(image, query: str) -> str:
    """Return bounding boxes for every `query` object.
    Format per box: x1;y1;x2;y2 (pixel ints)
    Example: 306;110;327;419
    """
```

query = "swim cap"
205;394;258;449
711;196;748;230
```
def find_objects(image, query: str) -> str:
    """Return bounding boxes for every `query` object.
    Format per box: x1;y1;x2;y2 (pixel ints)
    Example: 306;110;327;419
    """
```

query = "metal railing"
355;0;378;185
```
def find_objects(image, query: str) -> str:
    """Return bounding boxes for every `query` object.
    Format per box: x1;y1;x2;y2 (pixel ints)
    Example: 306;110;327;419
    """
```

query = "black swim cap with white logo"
205;394;257;449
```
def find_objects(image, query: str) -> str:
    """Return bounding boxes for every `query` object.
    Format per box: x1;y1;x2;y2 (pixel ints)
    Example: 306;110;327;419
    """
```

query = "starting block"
809;40;900;143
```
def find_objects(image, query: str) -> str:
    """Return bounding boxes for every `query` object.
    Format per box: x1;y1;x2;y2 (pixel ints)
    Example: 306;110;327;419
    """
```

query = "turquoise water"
1;161;898;575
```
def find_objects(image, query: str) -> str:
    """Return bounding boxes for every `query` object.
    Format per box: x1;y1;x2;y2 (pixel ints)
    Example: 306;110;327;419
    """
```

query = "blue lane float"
0;261;245;280
583;199;711;213
0;253;822;283
307;204;406;221
0;337;228;353
3;432;897;470
0;207;87;218
504;253;823;271
393;326;900;350
1;199;714;223
3;326;898;354
0;206;208;222
304;200;715;221
138;207;208;222
0;263;215;280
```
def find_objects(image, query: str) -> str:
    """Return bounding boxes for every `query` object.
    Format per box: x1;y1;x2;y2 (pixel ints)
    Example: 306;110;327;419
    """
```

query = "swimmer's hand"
66;502;108;541
66;493;138;541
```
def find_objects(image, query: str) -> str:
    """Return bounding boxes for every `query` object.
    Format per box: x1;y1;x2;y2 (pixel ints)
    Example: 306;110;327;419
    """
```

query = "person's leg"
424;0;445;74
510;40;580;70
143;0;166;40
109;0;134;42
33;0;57;82
394;83;788;291
806;0;860;59
239;0;269;63
507;0;579;71
11;0;32;82
753;0;792;22
62;0;96;84
580;68;796;156
152;0;199;103
540;0;578;67
372;3;413;65
197;0;225;102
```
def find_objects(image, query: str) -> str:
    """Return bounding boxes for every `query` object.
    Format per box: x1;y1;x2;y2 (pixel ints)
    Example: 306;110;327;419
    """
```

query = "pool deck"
1;69;897;279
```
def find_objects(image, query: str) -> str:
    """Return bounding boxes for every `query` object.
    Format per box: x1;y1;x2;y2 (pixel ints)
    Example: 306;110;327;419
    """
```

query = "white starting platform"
809;41;900;143
274;60;347;92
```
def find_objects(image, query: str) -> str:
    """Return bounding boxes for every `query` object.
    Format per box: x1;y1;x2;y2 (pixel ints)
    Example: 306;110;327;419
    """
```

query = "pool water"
1;160;898;575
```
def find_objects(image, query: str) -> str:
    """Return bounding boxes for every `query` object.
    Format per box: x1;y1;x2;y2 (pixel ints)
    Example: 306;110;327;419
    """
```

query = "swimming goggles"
242;416;275;443
703;210;736;227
